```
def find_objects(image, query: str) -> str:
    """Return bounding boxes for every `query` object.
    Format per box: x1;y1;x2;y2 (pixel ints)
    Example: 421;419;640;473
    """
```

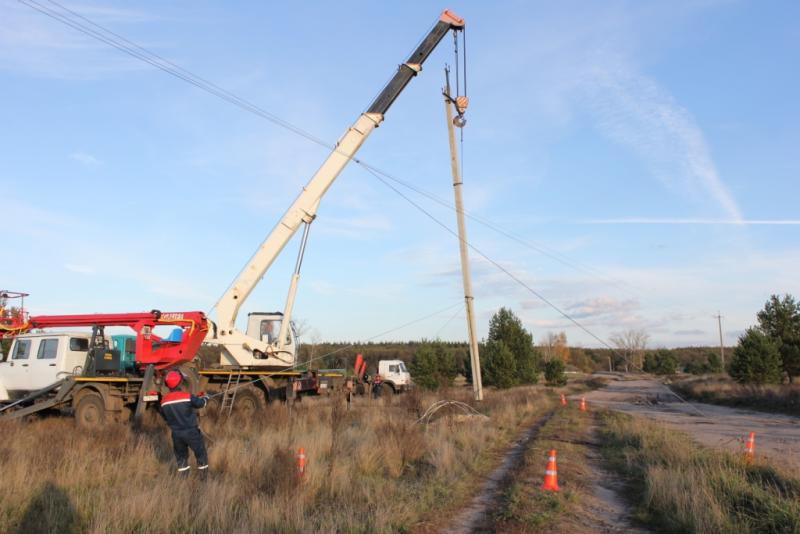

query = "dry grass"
600;411;800;533
0;385;553;533
492;405;596;532
672;375;800;416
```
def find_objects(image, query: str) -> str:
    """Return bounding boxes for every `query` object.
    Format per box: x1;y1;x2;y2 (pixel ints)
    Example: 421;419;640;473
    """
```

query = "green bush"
543;359;567;386
729;328;783;384
643;349;678;375
409;341;457;390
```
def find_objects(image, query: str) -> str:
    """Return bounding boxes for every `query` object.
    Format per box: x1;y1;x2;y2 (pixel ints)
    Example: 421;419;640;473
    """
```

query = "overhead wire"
20;0;636;299
21;0;630;352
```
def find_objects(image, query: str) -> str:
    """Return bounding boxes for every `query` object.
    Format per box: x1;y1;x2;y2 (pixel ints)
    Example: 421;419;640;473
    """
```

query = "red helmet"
165;370;182;389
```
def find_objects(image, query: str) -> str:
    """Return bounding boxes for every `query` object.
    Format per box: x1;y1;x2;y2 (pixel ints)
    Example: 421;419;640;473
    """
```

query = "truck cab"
377;359;412;393
0;332;91;401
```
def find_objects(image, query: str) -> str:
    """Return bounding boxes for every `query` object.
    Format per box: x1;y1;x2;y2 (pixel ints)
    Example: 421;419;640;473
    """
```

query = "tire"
74;392;106;429
381;383;394;396
234;388;265;418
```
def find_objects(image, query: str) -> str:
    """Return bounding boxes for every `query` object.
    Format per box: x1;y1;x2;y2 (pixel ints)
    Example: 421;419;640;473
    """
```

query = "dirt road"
580;378;800;468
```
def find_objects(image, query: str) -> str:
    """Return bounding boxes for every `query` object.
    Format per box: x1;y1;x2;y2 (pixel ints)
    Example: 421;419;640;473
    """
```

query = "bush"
729;328;783;384
643;349;678;375
543;359;567;386
409;341;457;390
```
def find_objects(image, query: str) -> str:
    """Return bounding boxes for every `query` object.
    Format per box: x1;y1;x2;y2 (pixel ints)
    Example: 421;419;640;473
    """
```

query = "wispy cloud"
581;218;800;225
584;60;742;220
69;151;102;166
64;263;95;275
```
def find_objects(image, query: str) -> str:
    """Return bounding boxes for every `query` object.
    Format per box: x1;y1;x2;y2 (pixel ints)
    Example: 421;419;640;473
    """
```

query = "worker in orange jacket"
160;370;209;478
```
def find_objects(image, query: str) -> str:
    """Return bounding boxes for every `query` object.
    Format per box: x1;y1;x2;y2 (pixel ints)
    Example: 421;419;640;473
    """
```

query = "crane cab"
245;312;297;357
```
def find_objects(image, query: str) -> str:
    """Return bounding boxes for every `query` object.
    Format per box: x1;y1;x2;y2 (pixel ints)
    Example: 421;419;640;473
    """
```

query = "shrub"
543;359;567;386
409;341;457;390
643;349;678;375
729;328;783;384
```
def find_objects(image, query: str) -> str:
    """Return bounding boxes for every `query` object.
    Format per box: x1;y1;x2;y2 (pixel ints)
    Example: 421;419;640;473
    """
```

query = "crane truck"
0;9;466;426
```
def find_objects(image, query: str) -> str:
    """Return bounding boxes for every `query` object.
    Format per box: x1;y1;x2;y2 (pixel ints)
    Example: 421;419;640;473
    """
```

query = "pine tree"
482;340;517;389
757;294;800;382
487;307;540;384
409;341;457;390
729;328;783;384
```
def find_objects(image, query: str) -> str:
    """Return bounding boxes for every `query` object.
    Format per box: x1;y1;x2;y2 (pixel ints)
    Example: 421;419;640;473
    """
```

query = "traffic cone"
560;393;567;407
541;449;560;491
744;432;755;461
297;447;306;477
580;397;587;412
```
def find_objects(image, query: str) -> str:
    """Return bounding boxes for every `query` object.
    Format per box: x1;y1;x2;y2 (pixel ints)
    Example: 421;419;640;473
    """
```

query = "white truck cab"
377;359;412;393
0;332;91;401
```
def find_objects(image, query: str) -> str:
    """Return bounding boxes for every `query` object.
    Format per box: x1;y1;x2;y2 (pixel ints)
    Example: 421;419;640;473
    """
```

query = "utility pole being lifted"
715;312;725;369
443;68;483;401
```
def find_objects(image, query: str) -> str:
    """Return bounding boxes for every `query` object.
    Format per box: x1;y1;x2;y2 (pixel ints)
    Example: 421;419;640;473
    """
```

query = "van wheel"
75;393;106;429
234;388;265;418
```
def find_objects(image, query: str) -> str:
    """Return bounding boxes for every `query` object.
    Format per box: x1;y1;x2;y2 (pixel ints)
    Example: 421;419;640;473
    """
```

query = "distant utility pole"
715;312;725;369
444;68;482;401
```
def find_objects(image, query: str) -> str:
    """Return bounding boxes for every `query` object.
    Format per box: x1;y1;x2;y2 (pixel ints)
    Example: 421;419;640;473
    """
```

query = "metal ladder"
219;372;242;417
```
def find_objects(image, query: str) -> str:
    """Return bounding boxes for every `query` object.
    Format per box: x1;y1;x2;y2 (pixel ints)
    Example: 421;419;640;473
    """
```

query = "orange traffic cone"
541;449;560;491
580;397;587;412
560;393;567;406
297;447;306;477
744;432;755;461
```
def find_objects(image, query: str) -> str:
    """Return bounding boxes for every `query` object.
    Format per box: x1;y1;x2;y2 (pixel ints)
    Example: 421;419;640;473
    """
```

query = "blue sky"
1;1;798;349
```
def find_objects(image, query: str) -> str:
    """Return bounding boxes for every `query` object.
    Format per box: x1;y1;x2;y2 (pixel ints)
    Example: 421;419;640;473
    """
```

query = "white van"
0;332;91;401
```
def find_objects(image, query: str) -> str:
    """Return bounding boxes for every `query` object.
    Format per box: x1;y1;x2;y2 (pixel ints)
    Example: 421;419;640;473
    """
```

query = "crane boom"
209;10;465;367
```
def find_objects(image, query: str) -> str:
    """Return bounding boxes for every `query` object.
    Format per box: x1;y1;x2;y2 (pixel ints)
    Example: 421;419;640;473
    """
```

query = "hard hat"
165;370;182;389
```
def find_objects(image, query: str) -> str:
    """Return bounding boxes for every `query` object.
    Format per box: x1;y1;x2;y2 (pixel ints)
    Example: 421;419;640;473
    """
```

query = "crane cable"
21;0;636;361
18;0;636;300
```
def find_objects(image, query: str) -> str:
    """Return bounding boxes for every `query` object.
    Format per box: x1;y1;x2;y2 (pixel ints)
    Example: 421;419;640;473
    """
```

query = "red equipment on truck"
0;290;209;425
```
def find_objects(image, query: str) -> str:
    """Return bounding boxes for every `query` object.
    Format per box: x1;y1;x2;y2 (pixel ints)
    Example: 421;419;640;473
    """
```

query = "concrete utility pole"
715;312;725;369
444;70;483;401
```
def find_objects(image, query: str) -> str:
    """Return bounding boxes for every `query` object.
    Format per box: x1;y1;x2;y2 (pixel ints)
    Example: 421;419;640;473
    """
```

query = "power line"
22;1;631;352
21;0;637;298
361;165;624;354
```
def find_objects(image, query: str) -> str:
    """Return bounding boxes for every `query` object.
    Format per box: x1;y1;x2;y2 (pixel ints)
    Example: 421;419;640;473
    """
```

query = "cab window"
37;338;59;359
389;365;399;373
12;340;31;360
69;338;89;351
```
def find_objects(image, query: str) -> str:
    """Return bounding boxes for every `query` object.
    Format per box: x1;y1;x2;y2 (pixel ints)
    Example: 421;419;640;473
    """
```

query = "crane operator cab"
246;312;297;360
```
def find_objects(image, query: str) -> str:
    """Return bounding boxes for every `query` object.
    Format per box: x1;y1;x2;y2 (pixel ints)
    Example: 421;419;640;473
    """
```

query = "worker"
160;370;210;478
372;374;383;399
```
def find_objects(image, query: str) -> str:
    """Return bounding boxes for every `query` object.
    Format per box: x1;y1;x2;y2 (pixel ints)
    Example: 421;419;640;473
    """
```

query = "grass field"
600;411;800;533
672;375;800;416
0;386;554;533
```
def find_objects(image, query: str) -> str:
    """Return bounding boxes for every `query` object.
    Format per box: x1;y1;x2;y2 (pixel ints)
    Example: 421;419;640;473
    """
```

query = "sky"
1;0;798;349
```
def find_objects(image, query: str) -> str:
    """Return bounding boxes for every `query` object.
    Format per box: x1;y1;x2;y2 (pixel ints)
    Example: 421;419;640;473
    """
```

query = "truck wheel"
234;388;265;417
381;383;394;396
75;393;106;429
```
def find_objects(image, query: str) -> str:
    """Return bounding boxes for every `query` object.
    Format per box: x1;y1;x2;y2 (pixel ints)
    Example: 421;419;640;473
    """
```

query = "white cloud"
64;263;95;275
69;152;102;166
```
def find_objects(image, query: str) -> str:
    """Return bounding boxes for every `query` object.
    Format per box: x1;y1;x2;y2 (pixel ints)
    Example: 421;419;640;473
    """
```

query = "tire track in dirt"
442;410;557;534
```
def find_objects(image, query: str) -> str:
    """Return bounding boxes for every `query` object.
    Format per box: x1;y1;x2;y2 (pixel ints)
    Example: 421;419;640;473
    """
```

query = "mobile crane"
0;9;467;424
204;9;467;371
